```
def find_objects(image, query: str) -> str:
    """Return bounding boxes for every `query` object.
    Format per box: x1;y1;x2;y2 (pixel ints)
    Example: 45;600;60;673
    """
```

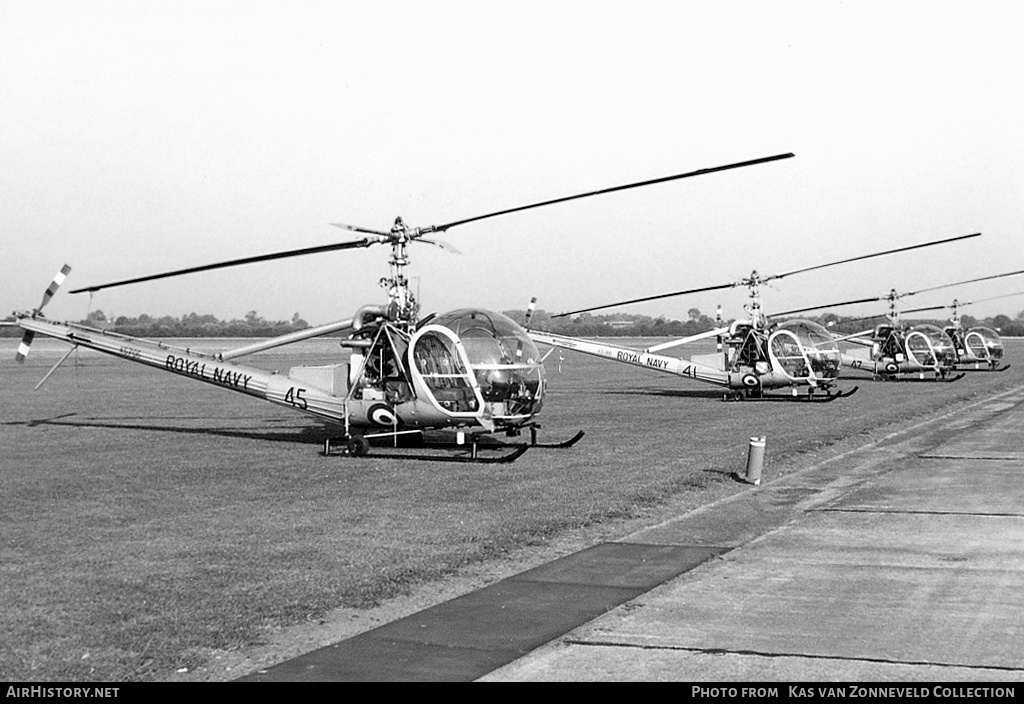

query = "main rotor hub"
390;216;410;240
381;216;419;329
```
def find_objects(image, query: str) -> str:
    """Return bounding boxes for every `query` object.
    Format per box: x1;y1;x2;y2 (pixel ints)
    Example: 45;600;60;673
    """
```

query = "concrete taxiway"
244;385;1024;682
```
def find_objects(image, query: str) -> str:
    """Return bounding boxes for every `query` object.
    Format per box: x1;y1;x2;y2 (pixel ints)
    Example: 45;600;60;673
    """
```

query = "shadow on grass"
603;387;857;402
603;388;725;399
4;413;326;445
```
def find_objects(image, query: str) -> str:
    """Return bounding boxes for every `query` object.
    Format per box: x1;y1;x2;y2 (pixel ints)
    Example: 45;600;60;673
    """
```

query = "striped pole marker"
520;296;536;362
716;305;725;366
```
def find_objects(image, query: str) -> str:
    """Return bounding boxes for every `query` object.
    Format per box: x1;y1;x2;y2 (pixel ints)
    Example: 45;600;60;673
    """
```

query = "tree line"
505;307;1024;338
5;306;1024;338
0;310;310;338
501;307;721;337
2;307;720;338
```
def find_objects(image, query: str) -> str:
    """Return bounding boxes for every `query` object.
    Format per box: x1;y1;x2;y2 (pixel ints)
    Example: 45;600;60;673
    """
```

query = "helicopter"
897;289;1024;372
528;233;981;401
7;153;794;461
771;267;1024;381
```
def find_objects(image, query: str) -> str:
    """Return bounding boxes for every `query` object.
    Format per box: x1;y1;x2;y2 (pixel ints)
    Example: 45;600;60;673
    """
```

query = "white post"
745;436;766;485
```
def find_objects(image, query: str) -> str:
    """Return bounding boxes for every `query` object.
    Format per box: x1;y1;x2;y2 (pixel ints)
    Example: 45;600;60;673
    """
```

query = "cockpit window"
906;331;935;366
770;330;810;379
412;330;478;413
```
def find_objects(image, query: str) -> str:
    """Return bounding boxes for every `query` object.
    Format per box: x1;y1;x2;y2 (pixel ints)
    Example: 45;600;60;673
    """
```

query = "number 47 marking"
284;387;308;409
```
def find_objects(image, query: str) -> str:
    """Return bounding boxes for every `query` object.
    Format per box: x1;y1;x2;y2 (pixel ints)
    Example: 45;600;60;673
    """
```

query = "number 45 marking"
284;387;308;409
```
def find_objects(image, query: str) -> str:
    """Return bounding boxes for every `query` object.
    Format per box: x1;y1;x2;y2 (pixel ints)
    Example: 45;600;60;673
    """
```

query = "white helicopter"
528;233;981;400
773;266;1024;380
890;289;1024;372
6;153;793;460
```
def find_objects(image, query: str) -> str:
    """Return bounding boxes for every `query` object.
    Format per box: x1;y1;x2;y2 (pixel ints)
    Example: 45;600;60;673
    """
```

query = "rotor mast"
384;217;420;330
885;289;901;324
744;271;767;328
948;299;963;332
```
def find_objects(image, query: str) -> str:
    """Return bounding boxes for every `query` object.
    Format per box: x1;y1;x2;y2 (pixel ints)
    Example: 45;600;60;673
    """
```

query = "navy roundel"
368;403;399;427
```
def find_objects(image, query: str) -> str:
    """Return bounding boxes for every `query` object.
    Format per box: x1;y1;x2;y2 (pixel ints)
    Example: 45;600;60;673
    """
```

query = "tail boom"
528;330;731;387
14;316;350;424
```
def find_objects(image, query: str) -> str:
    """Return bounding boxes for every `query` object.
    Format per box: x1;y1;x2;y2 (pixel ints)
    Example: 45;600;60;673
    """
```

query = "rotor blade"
429;153;795;233
417;238;462;255
900;304;949;315
905;289;1024;314
831;328;881;343
645;326;731;353
38;264;72;310
896;266;1024;299
844;313;894;325
554;231;981;320
552;281;739;318
961;289;1024;306
218;317;358;361
69;239;373;294
15;330;35;363
775;266;1024;320
767;296;885;319
329;222;391;236
764;232;982;283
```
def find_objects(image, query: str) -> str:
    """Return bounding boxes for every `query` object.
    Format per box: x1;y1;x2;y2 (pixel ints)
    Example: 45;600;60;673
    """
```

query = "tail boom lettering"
528;331;730;386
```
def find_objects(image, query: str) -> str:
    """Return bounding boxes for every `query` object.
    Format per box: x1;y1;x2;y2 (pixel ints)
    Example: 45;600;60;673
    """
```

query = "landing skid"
322;433;530;463
321;426;584;464
826;385;859;401
723;386;858;403
958;364;1010;373
410;426;586;453
525;427;586;448
346;444;531;464
874;372;966;382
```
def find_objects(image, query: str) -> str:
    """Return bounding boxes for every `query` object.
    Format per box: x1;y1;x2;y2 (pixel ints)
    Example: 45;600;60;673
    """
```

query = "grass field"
2;336;1022;681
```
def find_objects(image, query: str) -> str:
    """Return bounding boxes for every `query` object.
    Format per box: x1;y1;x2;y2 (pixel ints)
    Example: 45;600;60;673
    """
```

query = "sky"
3;1;1023;327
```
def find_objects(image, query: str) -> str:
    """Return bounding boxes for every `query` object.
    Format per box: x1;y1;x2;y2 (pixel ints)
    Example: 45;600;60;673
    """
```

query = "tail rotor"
524;297;538;331
15;264;71;363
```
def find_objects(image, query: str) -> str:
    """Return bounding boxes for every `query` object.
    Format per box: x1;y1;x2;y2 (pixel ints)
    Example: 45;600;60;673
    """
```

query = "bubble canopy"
906;324;957;367
964;326;1004;359
769;319;841;381
415;309;545;420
